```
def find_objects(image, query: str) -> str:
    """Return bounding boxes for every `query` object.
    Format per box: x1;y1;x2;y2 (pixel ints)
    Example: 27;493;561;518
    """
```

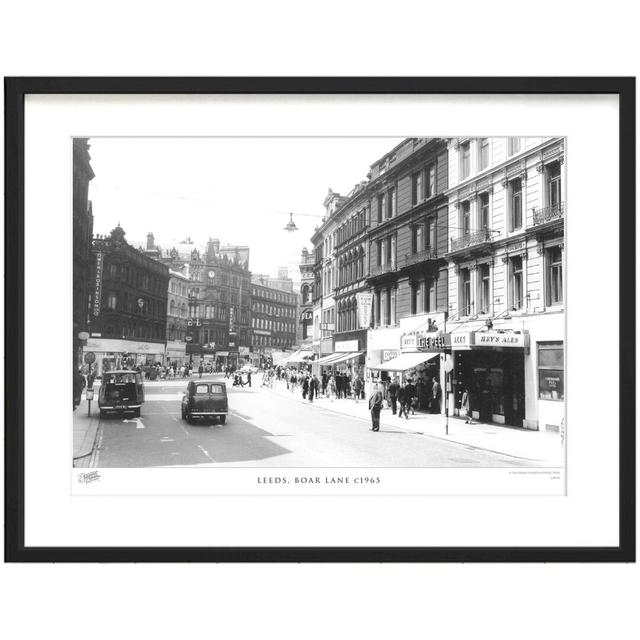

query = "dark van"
98;370;145;418
182;380;229;424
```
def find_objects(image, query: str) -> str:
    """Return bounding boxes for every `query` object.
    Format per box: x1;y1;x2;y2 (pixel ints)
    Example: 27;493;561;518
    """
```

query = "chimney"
146;232;154;250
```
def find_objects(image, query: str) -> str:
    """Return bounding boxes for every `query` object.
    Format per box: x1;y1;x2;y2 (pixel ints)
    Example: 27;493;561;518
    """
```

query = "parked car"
98;370;144;418
182;380;229;424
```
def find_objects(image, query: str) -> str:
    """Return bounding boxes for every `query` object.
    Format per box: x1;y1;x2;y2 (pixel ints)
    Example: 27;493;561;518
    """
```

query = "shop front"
369;330;446;413
313;337;365;379
83;337;165;377
365;326;403;397
452;330;528;427
165;340;187;367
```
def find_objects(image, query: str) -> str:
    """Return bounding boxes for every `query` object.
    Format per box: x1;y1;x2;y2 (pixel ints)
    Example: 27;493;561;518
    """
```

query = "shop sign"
321;323;335;331
239;347;250;355
402;332;449;352
300;309;313;321
357;293;373;328
450;332;474;349
382;349;400;362
401;334;419;352
92;251;104;317
474;331;528;348
335;340;358;353
418;332;449;351
84;338;164;354
217;351;229;357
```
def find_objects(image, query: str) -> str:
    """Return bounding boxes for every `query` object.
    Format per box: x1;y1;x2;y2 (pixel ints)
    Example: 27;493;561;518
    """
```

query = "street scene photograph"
73;136;566;470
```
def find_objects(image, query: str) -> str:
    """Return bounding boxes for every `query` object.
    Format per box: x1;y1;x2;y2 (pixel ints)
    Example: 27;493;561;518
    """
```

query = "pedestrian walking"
198;363;203;378
247;371;252;388
368;384;384;431
397;382;409;419
309;375;319;402
405;378;417;415
353;375;363;403
302;375;309;399
387;377;399;415
461;387;473;423
321;372;328;397
432;378;442;414
328;375;336;401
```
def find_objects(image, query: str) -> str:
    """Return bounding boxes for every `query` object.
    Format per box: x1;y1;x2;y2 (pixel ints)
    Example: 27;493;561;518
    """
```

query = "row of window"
105;293;165;318
338;246;366;287
251;287;294;304
252;316;295;333
458;138;521;182
337;208;368;245
458;247;562;316
456;161;561;239
102;321;165;341
337;298;358;333
251;302;295;317
106;262;166;295
253;334;293;348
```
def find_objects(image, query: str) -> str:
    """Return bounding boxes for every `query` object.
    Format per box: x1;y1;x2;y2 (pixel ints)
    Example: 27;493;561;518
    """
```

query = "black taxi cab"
181;380;229;424
98;370;145;418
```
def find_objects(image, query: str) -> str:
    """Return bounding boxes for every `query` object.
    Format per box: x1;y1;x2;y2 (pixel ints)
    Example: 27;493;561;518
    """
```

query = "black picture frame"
4;76;635;563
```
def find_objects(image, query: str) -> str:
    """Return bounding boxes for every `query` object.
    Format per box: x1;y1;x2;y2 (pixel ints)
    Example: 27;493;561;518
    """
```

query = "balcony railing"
449;229;492;253
400;247;438;268
369;262;396;277
533;202;564;225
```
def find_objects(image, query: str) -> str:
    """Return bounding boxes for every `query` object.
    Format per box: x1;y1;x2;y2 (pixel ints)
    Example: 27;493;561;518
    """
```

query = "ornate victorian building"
156;236;252;369
444;137;565;430
84;225;170;374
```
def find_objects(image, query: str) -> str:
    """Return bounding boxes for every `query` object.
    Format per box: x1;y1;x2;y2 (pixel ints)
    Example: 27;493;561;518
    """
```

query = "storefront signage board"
474;331;529;348
335;339;358;352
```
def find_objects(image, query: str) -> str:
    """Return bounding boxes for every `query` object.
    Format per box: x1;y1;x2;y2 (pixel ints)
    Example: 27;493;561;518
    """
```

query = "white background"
27;96;603;547
1;2;638;640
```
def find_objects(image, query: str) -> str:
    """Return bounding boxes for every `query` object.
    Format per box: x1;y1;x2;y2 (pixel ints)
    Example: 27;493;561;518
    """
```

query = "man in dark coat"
302;375;309;399
335;372;343;399
321;372;328;397
397;382;408;419
405;378;417;416
369;383;384;431
432;377;442;414
387;377;399;415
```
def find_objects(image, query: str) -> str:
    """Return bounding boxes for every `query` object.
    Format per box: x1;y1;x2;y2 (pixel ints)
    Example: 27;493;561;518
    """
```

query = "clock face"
208;270;215;278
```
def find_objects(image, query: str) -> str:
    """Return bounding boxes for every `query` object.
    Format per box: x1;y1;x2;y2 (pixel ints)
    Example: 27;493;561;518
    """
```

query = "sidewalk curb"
73;405;101;464
263;386;557;464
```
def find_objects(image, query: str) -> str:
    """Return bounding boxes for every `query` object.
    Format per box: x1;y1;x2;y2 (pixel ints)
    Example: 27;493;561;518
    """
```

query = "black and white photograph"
72;135;566;477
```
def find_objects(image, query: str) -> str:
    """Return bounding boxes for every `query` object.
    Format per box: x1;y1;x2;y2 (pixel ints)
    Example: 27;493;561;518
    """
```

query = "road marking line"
197;445;214;462
123;418;145;429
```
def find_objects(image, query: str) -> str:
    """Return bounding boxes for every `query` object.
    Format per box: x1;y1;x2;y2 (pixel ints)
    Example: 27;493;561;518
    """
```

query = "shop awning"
369;351;440;371
283;349;314;363
330;351;364;364
314;353;343;365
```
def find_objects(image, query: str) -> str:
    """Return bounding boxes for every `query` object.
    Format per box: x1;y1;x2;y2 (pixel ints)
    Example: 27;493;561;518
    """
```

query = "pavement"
264;380;565;466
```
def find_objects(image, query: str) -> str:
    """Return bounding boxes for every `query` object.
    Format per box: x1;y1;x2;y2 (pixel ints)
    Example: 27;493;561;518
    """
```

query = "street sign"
78;331;90;341
84;351;96;364
185;335;193;342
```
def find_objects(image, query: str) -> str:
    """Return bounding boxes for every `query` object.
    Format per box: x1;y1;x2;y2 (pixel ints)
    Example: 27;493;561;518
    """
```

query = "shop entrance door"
503;354;525;427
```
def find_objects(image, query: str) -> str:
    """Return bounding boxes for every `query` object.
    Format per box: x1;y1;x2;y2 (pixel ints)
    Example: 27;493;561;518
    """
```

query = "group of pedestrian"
386;376;442;420
369;375;443;431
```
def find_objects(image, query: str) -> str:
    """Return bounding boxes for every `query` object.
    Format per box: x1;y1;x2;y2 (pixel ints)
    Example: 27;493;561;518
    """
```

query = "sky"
87;137;405;281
